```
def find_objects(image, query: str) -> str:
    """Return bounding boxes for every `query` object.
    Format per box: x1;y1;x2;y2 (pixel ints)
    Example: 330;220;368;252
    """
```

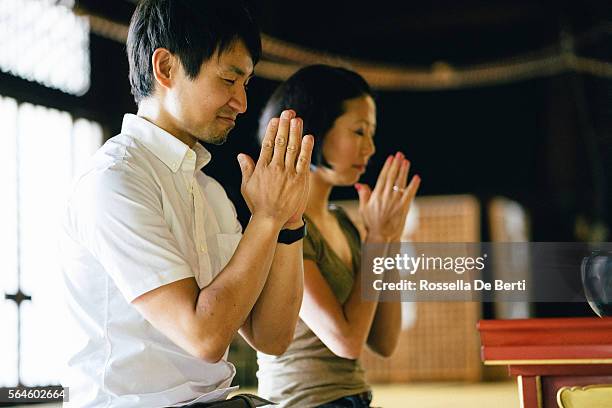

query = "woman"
256;65;420;407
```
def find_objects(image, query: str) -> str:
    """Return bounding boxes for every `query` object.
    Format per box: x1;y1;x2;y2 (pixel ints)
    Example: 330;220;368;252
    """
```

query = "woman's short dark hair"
127;0;261;104
258;64;373;167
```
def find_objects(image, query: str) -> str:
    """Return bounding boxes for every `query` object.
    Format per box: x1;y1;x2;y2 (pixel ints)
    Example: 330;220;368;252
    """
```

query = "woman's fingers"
374;154;393;193
402;174;421;206
394;159;410;191
382;152;404;196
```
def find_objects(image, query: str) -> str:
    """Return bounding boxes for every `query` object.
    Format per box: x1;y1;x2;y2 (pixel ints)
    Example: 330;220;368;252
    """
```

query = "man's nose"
228;86;247;114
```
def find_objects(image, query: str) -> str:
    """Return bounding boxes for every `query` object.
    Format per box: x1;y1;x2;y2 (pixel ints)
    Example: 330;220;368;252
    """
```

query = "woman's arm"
300;153;419;360
300;254;381;360
366;267;402;357
354;153;420;358
300;233;399;360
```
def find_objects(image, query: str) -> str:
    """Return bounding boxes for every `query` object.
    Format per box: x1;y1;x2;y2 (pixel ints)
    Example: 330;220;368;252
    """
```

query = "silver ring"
392;185;405;193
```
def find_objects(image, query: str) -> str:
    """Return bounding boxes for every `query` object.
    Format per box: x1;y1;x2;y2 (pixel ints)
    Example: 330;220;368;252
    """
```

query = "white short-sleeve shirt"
60;114;243;407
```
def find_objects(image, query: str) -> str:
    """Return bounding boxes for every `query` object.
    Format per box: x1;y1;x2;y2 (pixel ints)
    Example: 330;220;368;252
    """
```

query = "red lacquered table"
478;317;612;408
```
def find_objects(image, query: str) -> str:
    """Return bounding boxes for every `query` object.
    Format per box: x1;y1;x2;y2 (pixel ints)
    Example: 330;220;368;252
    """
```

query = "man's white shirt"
60;114;243;407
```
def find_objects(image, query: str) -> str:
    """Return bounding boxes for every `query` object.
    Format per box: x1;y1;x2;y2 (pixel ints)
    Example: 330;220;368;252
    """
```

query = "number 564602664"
2;386;67;402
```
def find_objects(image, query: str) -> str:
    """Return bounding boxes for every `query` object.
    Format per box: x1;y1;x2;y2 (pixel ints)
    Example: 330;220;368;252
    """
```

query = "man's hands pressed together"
233;110;313;355
237;110;313;229
132;110;313;362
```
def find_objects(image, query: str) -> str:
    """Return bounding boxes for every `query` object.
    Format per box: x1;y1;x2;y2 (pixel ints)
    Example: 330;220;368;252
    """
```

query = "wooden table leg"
518;375;542;408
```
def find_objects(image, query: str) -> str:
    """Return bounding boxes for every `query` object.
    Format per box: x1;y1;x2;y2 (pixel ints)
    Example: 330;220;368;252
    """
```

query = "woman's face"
318;95;377;186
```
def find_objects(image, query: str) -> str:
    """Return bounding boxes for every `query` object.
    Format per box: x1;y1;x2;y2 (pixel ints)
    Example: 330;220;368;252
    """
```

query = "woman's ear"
151;48;175;91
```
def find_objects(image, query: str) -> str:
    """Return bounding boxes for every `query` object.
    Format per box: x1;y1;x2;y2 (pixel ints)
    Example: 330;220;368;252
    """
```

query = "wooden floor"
28;381;519;407
370;382;518;407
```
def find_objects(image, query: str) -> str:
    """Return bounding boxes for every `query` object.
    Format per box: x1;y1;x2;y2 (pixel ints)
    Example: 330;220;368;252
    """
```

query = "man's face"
165;39;254;145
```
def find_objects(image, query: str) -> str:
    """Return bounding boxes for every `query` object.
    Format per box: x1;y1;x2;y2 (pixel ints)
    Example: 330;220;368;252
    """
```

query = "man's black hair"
127;0;261;104
258;64;374;167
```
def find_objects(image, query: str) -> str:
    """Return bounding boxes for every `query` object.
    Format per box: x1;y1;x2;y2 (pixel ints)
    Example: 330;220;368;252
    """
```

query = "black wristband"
277;218;307;245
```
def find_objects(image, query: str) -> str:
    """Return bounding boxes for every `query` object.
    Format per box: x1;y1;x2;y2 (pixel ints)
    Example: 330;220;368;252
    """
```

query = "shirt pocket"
215;232;242;274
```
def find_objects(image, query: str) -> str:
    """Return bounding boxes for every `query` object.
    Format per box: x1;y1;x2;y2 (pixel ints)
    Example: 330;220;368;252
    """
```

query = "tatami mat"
21;381;518;407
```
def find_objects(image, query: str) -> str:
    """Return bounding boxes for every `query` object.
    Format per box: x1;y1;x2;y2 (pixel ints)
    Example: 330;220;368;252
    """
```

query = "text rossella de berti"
370;253;526;292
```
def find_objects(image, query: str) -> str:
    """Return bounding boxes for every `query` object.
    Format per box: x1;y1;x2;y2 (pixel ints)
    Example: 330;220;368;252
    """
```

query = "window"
0;0;90;95
0;95;102;387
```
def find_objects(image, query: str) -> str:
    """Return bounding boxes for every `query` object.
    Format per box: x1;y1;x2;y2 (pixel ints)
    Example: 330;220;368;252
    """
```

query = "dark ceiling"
77;0;612;66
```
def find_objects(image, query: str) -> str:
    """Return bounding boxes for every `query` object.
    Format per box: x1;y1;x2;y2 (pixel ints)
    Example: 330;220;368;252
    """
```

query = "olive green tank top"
256;205;370;407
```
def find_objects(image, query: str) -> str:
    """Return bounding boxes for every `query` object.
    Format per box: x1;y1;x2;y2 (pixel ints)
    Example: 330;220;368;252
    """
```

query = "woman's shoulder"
329;204;362;243
327;204;347;222
302;214;324;262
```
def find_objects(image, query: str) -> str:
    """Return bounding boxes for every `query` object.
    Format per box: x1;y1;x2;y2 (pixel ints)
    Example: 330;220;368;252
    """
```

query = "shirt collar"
192;142;211;172
121;114;212;173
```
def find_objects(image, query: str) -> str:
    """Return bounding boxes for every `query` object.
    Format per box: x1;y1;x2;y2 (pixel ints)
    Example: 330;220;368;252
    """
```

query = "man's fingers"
237;153;255;185
270;110;295;167
285;117;302;169
258;118;280;166
296;134;314;174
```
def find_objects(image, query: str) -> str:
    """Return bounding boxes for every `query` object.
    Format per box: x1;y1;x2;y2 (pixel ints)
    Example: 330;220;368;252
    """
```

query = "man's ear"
151;48;176;90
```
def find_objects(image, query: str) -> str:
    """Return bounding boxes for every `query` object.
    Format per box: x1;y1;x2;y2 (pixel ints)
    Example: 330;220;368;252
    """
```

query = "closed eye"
223;78;249;91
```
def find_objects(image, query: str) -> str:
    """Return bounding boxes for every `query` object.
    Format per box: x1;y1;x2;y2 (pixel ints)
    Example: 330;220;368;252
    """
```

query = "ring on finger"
392;185;405;193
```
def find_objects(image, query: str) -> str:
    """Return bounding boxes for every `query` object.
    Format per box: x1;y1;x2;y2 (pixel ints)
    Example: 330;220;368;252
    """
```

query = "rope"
81;9;612;90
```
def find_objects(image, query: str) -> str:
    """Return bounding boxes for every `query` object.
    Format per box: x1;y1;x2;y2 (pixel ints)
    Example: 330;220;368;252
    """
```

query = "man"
60;1;312;406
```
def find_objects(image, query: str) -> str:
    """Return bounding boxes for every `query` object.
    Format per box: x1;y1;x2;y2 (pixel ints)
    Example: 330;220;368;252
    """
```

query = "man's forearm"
192;215;282;357
245;223;304;354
